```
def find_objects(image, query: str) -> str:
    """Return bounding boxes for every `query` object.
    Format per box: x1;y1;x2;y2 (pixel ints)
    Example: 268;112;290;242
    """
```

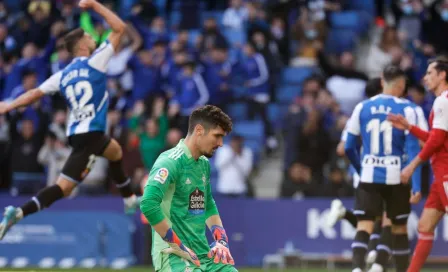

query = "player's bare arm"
0;88;45;114
79;0;125;49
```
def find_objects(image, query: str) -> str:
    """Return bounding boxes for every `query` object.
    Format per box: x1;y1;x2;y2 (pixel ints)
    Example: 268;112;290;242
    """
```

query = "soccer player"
388;56;448;272
345;65;422;272
140;105;237;272
0;0;139;239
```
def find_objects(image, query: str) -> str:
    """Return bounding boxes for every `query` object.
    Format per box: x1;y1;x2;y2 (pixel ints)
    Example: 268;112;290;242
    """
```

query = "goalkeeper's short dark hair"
188;105;233;135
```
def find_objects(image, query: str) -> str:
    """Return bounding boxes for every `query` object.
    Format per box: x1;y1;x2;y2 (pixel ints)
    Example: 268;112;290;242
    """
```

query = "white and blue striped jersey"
38;40;114;136
345;94;421;185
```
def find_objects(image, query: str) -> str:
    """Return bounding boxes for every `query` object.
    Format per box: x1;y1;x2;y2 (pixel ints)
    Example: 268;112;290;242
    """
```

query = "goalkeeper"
140;105;237;272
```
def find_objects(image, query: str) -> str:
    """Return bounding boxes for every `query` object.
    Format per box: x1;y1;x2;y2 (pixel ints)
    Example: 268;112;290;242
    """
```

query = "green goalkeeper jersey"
140;139;219;260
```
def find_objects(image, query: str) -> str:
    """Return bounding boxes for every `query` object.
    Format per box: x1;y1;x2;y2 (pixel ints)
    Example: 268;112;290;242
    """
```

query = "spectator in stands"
203;46;232;111
316;42;368;115
27;0;54;48
9;108;49;195
0;24;17;56
199;17;228;52
0;115;10;188
37;130;70;187
127;48;163;104
164;128;183;151
365;26;402;78
222;0;248;30
119;131;145;190
161;49;187;98
270;17;289;64
169;61;209;134
76;157;109;196
130;98;169;170
215;134;253;198
279;161;318;198
320;166;353;197
130;15;168;49
241;42;277;151
407;84;432;120
51;41;71;74
130;0;158;25
392;0;424;44
296;108;331;181
48;109;67;144
58;0;81;30
107;23;142;92
421;0;448;54
246;2;269;38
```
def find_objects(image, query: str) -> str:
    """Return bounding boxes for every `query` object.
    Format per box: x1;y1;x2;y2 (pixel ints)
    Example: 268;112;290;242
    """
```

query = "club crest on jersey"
154;168;169;184
189;187;205;215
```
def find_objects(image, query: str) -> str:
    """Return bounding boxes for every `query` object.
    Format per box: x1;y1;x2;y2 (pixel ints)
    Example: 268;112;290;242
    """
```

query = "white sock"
16;208;24;220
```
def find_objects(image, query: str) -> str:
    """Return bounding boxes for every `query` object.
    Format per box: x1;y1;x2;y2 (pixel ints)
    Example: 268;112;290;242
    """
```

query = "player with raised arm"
345;65;422;272
0;0;140;239
388;56;448;272
140;105;238;272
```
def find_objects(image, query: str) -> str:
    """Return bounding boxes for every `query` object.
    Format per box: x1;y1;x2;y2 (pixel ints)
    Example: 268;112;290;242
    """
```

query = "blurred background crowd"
0;0;443;200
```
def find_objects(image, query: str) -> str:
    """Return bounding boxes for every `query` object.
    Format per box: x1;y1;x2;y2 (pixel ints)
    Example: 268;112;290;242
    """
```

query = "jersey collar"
177;139;193;159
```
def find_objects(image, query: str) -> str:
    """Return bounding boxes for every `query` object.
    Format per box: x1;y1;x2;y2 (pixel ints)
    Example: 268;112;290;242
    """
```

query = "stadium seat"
276;85;301;104
233;120;265;144
223;29;247;46
281;67;315;85
227;103;248;121
329;11;370;35
325;29;358;54
346;0;375;17
169;11;181;27
267;103;288;130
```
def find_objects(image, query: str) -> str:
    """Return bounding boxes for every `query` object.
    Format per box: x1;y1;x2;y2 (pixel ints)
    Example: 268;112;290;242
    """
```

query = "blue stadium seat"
232;85;247;98
223;29;247;46
233;120;265;143
267;103;288;130
346;0;375;16
281;67;315;85
329;11;370;35
227;103;248;121
244;138;262;164
276;85;301;104
169;11;181;26
325;29;358;54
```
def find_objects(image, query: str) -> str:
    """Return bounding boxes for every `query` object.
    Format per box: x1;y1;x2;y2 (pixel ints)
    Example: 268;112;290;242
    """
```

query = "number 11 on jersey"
366;119;393;155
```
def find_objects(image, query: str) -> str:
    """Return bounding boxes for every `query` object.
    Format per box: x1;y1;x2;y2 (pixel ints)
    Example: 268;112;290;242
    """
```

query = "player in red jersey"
387;56;448;272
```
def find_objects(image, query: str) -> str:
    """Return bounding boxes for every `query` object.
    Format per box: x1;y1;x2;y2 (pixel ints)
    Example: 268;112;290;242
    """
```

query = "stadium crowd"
0;0;445;199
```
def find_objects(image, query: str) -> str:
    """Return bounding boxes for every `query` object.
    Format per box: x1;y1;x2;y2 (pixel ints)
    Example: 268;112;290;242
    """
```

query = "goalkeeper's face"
198;126;225;158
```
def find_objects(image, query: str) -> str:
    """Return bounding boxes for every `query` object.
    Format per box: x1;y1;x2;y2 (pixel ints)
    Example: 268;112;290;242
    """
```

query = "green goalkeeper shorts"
156;253;238;272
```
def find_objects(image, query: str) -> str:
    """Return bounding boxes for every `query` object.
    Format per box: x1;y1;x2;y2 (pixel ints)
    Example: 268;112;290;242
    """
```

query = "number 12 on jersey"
366;119;393;155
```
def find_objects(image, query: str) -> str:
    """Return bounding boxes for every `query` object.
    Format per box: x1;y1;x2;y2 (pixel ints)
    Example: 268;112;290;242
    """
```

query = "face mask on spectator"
441;9;448;21
305;29;317;39
402;4;413;15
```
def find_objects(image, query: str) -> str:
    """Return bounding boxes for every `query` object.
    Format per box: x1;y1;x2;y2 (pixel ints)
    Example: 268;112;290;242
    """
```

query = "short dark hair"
382;64;407;83
365;78;382;98
63;28;85;54
21;69;36;79
188;105;233;135
428;55;448;82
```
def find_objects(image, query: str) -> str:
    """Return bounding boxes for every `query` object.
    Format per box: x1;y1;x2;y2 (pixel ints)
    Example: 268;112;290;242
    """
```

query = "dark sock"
393;233;410;272
368;220;382;252
376;226;392;268
344;210;358;228
20;185;64;217
352;230;370;270
110;159;133;198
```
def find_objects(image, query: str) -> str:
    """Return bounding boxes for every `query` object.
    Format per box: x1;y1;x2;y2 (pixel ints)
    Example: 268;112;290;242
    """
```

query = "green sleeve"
80;12;99;41
205;163;219;218
140;157;178;225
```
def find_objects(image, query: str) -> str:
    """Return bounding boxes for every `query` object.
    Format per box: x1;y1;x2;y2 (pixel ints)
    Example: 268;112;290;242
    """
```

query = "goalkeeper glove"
162;228;201;267
208;225;235;265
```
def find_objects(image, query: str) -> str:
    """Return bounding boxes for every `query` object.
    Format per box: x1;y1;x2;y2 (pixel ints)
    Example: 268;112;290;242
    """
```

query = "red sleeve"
410;125;430;142
418;129;448;161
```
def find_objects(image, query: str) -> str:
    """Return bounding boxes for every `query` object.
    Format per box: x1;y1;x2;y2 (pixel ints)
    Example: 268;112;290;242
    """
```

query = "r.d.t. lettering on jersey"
38;40;114;136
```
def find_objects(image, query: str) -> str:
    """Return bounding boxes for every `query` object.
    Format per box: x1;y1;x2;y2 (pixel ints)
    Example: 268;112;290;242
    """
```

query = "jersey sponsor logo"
362;155;401;168
72;105;95;121
154;168;169;184
189;187;205;215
